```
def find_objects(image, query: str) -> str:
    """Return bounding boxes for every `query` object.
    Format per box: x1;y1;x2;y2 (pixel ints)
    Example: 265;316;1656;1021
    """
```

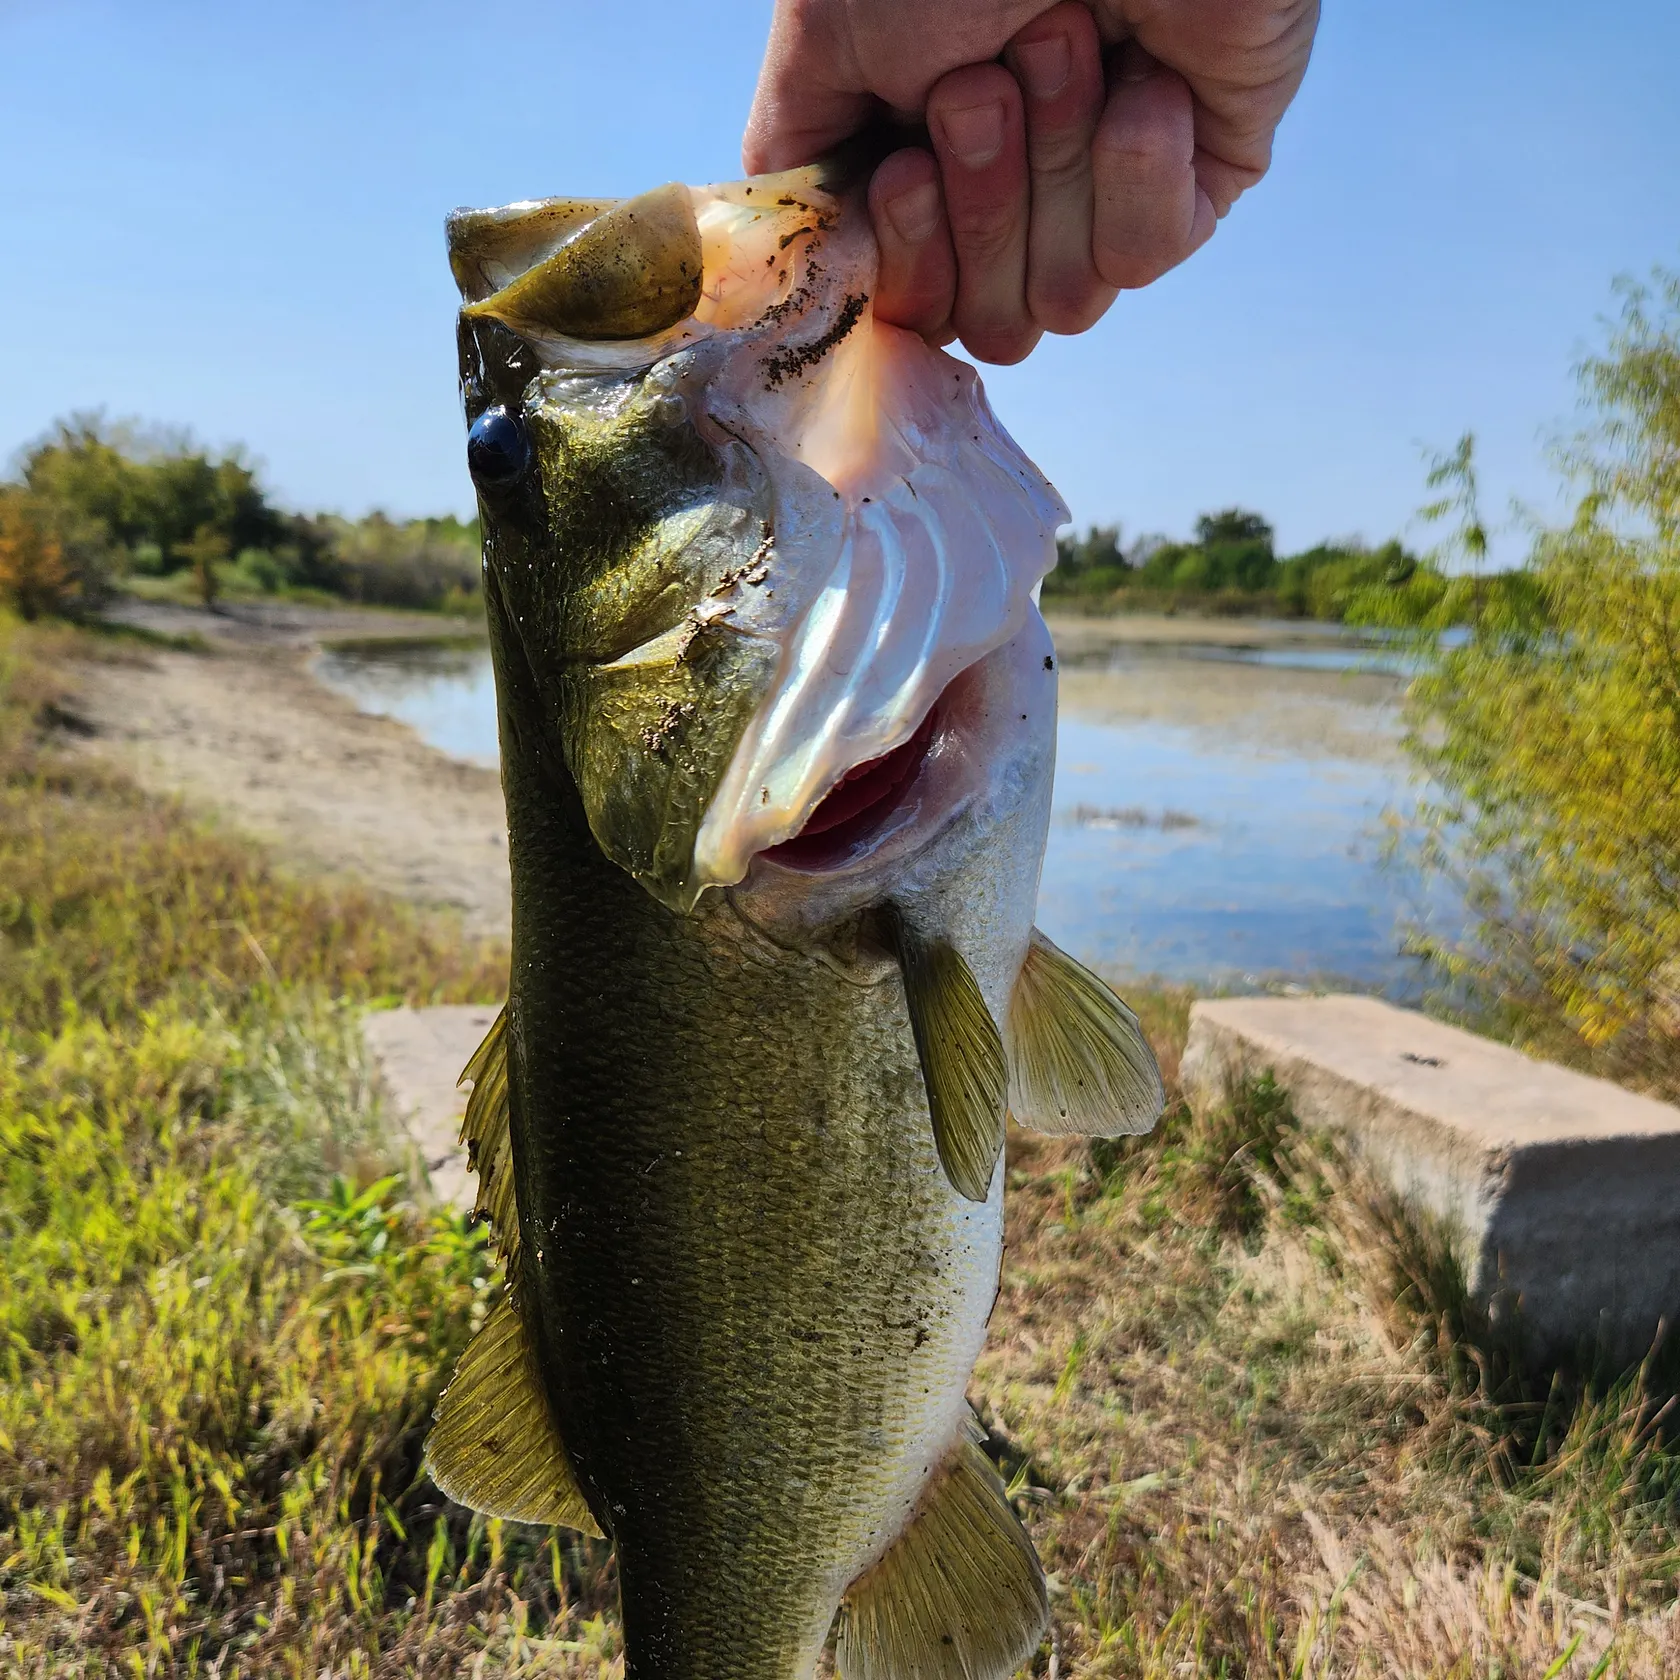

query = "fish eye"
466;406;531;489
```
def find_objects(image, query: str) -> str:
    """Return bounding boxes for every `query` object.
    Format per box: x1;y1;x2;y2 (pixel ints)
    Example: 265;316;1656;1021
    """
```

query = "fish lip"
753;693;955;876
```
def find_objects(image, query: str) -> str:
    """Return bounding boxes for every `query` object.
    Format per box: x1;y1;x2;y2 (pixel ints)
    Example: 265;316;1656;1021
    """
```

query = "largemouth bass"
428;158;1164;1680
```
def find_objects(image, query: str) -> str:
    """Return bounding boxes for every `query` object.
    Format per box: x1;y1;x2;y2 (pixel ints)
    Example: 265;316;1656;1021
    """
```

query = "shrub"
19;413;283;572
1396;270;1680;1093
0;488;116;620
324;512;481;611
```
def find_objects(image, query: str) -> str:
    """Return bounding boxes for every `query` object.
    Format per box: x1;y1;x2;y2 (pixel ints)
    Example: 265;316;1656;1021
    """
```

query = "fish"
427;156;1165;1680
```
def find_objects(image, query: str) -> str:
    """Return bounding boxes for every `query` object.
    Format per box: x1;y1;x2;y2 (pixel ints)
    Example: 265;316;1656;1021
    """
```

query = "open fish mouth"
759;697;943;872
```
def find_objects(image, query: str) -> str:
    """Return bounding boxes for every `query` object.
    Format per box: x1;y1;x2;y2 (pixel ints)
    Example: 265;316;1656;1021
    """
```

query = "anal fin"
891;917;1008;1203
1007;929;1164;1138
426;1290;602;1535
838;1417;1048;1680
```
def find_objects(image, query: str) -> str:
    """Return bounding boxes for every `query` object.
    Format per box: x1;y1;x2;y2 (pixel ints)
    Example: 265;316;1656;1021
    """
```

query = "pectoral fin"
1007;929;1164;1137
892;918;1008;1203
838;1417;1048;1680
426;1291;602;1534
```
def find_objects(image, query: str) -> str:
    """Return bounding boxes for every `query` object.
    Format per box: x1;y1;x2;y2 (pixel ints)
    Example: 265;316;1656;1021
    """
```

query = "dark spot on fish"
912;1326;931;1350
760;291;869;388
1044;655;1055;670
641;699;696;756
778;226;815;250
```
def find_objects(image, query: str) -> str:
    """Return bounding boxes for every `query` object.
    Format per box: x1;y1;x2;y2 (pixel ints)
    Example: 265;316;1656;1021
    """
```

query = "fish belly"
502;760;999;1680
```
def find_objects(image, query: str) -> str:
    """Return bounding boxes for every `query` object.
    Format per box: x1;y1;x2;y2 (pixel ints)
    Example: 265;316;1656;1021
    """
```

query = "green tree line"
0;415;480;618
1046;505;1535;624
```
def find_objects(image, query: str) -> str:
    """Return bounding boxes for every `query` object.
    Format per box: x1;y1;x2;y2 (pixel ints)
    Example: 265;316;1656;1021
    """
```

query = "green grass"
4;610;1680;1676
0;614;616;1677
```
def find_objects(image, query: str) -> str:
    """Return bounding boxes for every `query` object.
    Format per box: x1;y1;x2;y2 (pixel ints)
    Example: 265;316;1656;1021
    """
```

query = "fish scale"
500;678;991;1680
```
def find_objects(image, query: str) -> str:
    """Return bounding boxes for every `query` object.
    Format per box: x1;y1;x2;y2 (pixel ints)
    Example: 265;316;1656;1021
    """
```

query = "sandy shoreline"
72;601;512;941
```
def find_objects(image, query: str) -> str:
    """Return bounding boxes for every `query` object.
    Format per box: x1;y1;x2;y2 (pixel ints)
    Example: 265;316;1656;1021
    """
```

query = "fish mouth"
759;701;944;873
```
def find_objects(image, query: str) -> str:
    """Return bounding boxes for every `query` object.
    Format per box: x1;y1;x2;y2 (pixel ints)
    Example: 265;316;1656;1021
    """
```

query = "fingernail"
1014;35;1071;101
883;179;941;244
939;100;1005;168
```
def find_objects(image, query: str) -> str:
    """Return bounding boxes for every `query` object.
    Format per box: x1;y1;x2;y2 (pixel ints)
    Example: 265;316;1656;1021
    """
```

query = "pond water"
315;630;1442;997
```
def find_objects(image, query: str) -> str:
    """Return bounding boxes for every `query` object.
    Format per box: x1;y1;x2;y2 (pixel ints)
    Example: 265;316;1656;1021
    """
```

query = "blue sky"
2;0;1677;563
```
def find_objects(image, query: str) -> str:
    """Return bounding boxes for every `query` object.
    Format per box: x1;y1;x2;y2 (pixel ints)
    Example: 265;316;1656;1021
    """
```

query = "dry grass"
4;610;1680;1676
981;1082;1680;1678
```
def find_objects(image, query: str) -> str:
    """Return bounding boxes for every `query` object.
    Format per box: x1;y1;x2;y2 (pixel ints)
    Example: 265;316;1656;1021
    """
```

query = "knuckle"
946;206;1021;267
1025;134;1093;190
1093;121;1179;180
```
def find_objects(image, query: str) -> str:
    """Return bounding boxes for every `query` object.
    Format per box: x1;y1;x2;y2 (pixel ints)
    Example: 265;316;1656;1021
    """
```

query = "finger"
1091;42;1217;292
1003;1;1114;335
1096;0;1322;213
742;1;871;173
868;148;957;341
926;62;1037;365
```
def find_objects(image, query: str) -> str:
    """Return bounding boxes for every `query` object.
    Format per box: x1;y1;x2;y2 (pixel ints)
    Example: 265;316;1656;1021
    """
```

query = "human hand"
744;0;1319;364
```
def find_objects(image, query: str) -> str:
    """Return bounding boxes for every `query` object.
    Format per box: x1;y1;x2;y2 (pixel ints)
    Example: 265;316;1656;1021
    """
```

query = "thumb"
743;3;873;172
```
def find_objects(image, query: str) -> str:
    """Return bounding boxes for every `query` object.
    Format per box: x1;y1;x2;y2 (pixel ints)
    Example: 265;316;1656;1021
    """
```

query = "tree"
179;524;230;609
1046;525;1130;597
19;414;283;571
1194;508;1273;548
1402;269;1680;1092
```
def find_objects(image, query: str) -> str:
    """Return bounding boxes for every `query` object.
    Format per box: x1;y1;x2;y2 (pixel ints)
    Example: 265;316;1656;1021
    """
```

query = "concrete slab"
1180;995;1680;1367
362;1004;500;1213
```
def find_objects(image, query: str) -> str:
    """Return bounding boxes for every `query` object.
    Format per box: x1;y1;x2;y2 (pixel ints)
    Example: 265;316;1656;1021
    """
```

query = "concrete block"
1180;994;1680;1368
362;1003;500;1213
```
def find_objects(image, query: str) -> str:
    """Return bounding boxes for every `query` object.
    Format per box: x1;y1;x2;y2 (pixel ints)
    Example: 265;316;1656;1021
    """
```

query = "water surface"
315;633;1437;996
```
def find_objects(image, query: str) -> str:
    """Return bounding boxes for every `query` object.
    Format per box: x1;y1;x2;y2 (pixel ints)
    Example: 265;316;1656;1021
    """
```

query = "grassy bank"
4;613;1679;1676
0;614;602;1676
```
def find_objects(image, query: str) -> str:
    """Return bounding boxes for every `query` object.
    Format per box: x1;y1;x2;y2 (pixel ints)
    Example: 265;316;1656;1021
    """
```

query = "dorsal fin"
458;1006;520;1268
1007;930;1164;1137
426;1291;602;1533
891;916;1008;1203
838;1415;1047;1680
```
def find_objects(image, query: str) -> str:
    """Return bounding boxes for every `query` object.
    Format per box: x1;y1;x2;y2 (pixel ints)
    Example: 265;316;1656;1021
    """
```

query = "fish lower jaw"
758;701;947;876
